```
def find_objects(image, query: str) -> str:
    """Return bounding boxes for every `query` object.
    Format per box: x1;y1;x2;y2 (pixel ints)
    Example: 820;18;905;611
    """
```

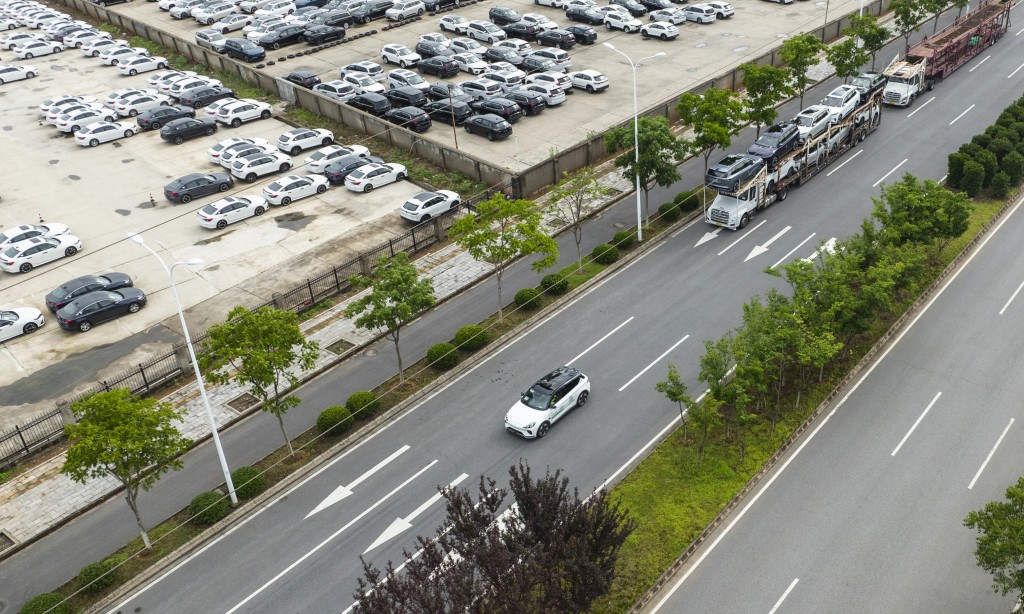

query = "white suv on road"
820;85;860;124
504;366;591;439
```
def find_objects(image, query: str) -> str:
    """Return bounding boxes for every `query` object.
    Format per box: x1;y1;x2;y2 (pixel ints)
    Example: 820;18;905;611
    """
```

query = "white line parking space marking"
718;220;767;255
873;159;908;187
772;233;816;269
769;578;800;614
618;335;690;392
950;104;976;126
969;55;990;72
891;392;942;457
568;316;634;365
825;149;862;176
999;279;1024;315
968;418;1014;490
906;97;934;118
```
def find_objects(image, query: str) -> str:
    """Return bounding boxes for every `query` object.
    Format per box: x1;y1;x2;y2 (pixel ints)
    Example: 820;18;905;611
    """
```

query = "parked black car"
565;7;604;25
521;56;558;74
94;0;131;6
137;105;195;131
423;99;473;124
488;6;520;25
417;56;460;78
56;288;147;333
424;0;457;9
308;9;353;28
504;88;546;115
347;92;392;116
610;0;647;16
470;97;523;123
427;82;473;103
639;0;673;10
324;154;383;183
223;37;266;62
178;86;235;109
746;121;800;168
483;46;522;65
536;29;575;49
385;106;432;132
295;0;329;8
415;39;454;59
259;24;306;49
384;86;427;108
464;113;512;140
301;24;346;44
160;117;217;144
502;21;538;41
350;0;393;24
284;70;322;88
45;273;133;313
565;24;597;44
163;172;234;203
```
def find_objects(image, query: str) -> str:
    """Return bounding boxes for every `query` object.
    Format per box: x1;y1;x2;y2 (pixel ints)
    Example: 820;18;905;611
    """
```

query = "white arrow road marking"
717;220;766;255
695;227;721;247
365;473;470;553
306;445;410;519
803;237;837;263
226;460;438;614
772;233;815;268
744;226;791;262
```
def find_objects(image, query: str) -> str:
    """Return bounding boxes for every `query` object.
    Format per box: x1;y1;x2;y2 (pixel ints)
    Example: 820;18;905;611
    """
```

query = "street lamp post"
127;232;238;505
603;43;666;243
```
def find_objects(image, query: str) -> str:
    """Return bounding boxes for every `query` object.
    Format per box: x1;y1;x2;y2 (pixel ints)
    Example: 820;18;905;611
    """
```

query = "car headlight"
522;422;536;430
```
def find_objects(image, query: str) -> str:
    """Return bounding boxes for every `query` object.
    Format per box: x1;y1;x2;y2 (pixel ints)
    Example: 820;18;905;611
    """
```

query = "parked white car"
342;73;385;95
117;55;169;76
0;63;36;83
682;4;716;23
196;195;268;229
0;33;40;50
206;136;270;164
277;127;333;155
494;38;532;54
39;95;97;116
520;13;559;30
452;51;487;75
0;223;70;250
47;102;100;124
603;11;642;32
14;39;61;58
522;82;566;106
449;36;485;54
344;162;407;192
239;0;276;13
212;13;253;32
704;0;734;18
219;142;276;167
381;43;421;68
304;144;370;173
80;38;129;57
0;235;82;274
527;70;571;92
168;77;223;99
114;92;171;116
399;189;460;222
386;68;429;91
254;0;295;17
0;307;45;342
98;46;149;66
230;150;293;182
104;87;158;109
438;14;469;34
63;29;108;48
641;20;678;39
262;174;329;205
386;0;424;20
148;69;197;88
56;107;115;132
568;69;608;92
215;98;273;126
74;121;136;146
313;79;358;102
194;3;238;26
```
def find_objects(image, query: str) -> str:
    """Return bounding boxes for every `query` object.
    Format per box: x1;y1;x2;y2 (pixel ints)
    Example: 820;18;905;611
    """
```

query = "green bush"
540;273;570;296
1002;150;1024;184
455;324;490;350
230;466;266;499
961;160;985;197
316;405;354;436
19;593;70;614
514;287;542;310
78;560;116;594
959;142;983;158
988;137;1014;161
658;201;681;222
674;189;702;212
346;391;379;417
991;171;1011;199
976;149;999;186
591;243;619;265
1012;122;1024;142
947;152;968;189
972;133;992;150
189;491;229;526
613;230;636;249
428;342;459;370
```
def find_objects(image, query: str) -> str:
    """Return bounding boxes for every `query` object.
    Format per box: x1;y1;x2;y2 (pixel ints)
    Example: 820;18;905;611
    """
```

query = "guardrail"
0;409;67;468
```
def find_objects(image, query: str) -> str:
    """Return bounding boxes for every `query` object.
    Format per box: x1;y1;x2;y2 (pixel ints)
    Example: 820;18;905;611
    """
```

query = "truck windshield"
888;76;910;84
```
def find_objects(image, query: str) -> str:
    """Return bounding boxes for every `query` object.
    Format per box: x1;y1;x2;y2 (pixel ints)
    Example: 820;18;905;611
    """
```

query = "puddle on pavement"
275;211;316;231
67;175;80;180
115;209;131;216
194;230;232;246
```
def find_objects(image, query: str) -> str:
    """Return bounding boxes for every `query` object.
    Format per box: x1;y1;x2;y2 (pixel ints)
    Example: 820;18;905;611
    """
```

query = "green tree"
448;194;559;320
547;167;610;271
952;0;970;18
892;0;925;50
922;0;949;32
847;14;890;71
779;33;825;108
201;306;320;456
346;252;436;384
689;394;723;462
871;173;971;259
61;389;192;549
739;63;794;136
964;476;1024;602
655;363;696;441
677;88;746;205
826;39;870;83
604;115;686;230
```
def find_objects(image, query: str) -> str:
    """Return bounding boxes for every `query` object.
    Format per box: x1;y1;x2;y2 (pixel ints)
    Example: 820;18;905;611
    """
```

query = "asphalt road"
2;5;1021;612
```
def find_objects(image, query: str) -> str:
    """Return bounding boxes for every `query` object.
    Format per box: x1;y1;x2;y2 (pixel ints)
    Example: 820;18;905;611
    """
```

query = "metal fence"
0;409;66;468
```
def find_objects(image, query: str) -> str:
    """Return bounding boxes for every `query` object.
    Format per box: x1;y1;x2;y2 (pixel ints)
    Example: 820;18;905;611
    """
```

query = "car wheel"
399;60;407;67
364;183;374;192
605;22;612;29
776;186;789;201
181;194;192;203
89;138;99;147
18;263;32;273
321;136;332;146
174;135;184;144
216;219;228;229
316;184;327;194
218;182;230;192
536;421;550;438
246;173;257;183
23;322;38;334
151;121;161;129
396;172;406;181
231;118;242;127
129;68;138;75
254;206;265;215
128;302;142;313
205;126;215;136
487;132;495;141
194;101;204;109
660;33;667;40
26;71;35;78
362;16;369;23
92;51;100;56
290;146;301;155
272;42;280;49
421;213;431;221
24;52;32;58
738;212;749;229
260;109;271;119
222;27;229;33
577;390;588;407
78;321;92;332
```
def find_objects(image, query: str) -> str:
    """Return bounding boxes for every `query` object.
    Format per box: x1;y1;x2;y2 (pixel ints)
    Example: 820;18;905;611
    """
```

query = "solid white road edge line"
968;418;1014;490
768;578;799;614
647;188;1024;614
568;316;634;365
718;220;766;256
873;158;908;187
891;391;942;457
772;233;816;269
950;104;976;126
998;279;1024;315
618;335;690;392
906;97;934;119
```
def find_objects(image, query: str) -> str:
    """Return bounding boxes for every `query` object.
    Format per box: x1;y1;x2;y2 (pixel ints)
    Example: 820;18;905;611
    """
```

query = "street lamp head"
655;52;666;58
602;42;616;51
182;258;203;267
126;232;143;245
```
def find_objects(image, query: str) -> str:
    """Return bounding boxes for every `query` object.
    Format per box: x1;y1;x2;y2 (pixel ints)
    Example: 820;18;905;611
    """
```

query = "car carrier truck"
882;0;1010;106
704;90;882;230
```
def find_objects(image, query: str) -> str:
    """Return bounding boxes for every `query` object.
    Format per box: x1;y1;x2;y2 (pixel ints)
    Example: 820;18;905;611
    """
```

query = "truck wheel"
907;93;915;107
738;213;749;229
776;186;788;201
926;79;934;91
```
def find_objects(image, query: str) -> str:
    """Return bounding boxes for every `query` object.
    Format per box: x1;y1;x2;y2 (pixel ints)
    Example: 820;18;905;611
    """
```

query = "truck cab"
882;58;927;107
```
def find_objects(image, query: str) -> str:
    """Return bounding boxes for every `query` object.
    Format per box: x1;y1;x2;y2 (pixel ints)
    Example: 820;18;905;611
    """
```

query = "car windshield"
521;384;554;410
0;312;16;322
851;76;871;88
756;131;784;146
200;204;218;214
795;113;817;127
3;246;20;257
267;181;284;190
405;73;424;84
823;94;844;107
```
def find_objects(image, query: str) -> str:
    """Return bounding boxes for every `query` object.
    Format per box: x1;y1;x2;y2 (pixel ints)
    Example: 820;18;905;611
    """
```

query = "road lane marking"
803;238;837;263
718;220;767;255
648;191;1024;613
891;392;942;457
873;159;908;187
305;445;410;519
825;149;862;176
568;316;634;364
364;473;469;552
969;55;990;72
225;460;439;614
769;578;799;614
950;104;976;126
618;335;690;391
906;97;934;119
694;227;722;246
1009;62;1024;79
1017;25;1024;35
999;279;1024;315
968;418;1014;490
745;226;792;262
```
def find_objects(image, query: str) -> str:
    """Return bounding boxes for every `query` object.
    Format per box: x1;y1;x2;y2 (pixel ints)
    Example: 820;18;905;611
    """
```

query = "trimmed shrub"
19;593;71;614
961;160;985;197
1011;121;1024;142
959;142;983;158
976;149;999;186
540;273;570;296
674;189;702;212
991;171;1011;199
78;560;116;594
972;133;992;150
231;466;265;499
316;405;353;436
189;491;229;526
428;342;459;370
455;324;490;350
612;230;635;249
1002;150;1024;184
988;137;1014;161
658;201;681;222
346;391;379;417
985;125;1011;142
947;152;968;189
591;243;619;264
514;287;542;310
